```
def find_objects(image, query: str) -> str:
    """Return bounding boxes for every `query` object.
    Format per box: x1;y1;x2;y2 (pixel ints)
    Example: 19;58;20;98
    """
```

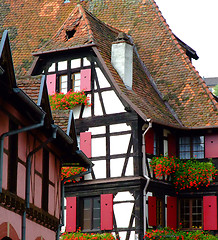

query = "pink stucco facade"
0;101;62;239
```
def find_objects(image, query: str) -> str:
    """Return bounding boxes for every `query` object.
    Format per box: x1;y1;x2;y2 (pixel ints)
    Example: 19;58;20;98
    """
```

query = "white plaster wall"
110;134;131;155
110;158;125;177
89;126;106;135
92;137;106;157
102;91;125;114
114;202;134;228
94;93;104;116
92;160;106;179
110;123;131;133
95;67;111;88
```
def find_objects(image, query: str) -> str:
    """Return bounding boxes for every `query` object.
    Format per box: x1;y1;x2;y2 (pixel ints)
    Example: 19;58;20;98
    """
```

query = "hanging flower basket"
49;90;91;110
150;156;217;191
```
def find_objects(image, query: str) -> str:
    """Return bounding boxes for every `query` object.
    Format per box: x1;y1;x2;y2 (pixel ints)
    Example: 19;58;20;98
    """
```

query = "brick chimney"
111;32;133;89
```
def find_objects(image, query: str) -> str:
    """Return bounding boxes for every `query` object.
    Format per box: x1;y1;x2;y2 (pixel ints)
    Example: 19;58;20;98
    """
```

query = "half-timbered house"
1;0;218;240
0;30;91;240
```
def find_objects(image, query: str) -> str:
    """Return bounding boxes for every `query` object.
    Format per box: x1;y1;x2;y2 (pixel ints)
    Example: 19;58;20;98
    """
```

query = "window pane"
72;73;81;91
179;137;191;159
59;75;68;94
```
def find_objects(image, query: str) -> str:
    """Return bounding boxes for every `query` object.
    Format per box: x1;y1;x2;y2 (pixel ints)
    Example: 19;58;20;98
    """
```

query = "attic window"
66;29;76;40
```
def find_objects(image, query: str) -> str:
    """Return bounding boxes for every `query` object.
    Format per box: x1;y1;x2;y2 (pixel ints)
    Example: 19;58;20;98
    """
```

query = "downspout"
56;166;92;240
22;125;57;240
0;114;45;193
142;120;152;234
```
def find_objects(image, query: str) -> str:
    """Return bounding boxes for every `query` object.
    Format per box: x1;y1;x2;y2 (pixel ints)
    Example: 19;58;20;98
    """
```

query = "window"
80;197;101;231
179;136;204;159
179;198;202;229
72;72;81;91
156;198;164;226
42;148;49;212
47;57;91;93
8;120;18;194
59;75;68;94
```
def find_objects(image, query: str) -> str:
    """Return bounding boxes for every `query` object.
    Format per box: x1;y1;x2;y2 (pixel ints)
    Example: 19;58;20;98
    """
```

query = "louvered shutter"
46;74;56;95
80;132;91;158
80;69;91;91
168;134;176;157
101;194;113;230
148;196;157;226
203;196;218;230
167;196;177;229
145;129;154;155
66;197;77;232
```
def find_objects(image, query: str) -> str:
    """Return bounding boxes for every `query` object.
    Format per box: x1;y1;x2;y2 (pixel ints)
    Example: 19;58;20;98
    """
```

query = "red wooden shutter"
80;132;91;158
168;134;176;157
46;74;56;95
203;196;218;230
145;129;154;155
80;69;91;91
148;196;157;226
167;196;177;229
205;134;218;158
101;194;113;230
66;197;77;232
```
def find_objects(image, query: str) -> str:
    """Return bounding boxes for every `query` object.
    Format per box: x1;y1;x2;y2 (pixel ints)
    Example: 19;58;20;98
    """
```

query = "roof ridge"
77;5;95;44
151;0;218;111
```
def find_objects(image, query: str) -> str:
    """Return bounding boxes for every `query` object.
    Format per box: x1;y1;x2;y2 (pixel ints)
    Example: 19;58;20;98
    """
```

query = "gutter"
22;125;57;240
142;120;152;234
0;114;45;193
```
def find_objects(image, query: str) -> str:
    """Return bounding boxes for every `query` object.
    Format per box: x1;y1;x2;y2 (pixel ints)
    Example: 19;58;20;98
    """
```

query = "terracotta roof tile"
87;0;218;128
2;0;218;128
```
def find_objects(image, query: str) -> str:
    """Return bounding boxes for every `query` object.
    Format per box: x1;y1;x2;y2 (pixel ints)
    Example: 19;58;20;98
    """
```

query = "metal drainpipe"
22;126;57;240
56;167;92;240
142;120;152;235
0;115;45;193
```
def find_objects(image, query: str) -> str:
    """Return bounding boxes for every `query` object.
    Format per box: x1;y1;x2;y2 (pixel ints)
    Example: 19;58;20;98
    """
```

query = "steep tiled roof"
37;5;178;127
87;0;218;128
17;76;41;104
0;0;78;76
2;0;218;129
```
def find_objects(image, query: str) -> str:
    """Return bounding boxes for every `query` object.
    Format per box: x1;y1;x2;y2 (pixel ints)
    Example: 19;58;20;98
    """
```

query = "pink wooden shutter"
203;196;218;230
46;74;56;95
148;196;157;226
168;134;176;157
205;134;218;158
167;196;177;229
80;132;91;158
101;194;113;230
66;197;77;232
145;129;154;155
80;69;91;91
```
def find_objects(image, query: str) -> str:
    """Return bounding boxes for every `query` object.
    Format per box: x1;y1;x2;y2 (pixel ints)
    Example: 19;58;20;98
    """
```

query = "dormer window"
46;57;91;95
